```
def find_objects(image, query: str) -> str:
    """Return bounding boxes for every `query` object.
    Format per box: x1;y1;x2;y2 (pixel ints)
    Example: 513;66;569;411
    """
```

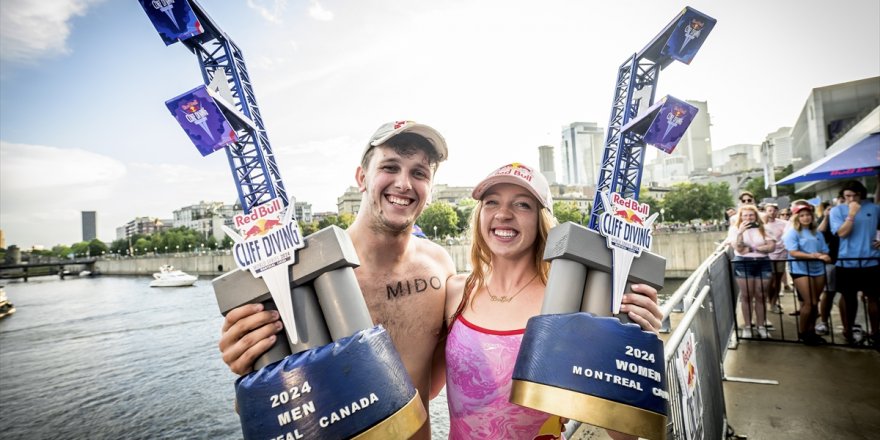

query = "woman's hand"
620;284;662;334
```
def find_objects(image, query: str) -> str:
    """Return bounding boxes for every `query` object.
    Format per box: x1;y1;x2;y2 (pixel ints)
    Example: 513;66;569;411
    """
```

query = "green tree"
639;189;663;221
417;201;459;239
52;244;72;259
318;215;340;230
553;201;584;225
662;182;733;222
337;213;355;229
455;198;477;233
299;220;319;236
87;239;109;257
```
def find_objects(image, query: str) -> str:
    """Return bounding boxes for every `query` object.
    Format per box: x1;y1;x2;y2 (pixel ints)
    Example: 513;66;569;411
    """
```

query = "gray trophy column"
541;222;665;319
213;225;367;370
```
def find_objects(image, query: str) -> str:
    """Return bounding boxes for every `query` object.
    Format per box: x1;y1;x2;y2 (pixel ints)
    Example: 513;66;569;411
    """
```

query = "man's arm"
429;337;446;400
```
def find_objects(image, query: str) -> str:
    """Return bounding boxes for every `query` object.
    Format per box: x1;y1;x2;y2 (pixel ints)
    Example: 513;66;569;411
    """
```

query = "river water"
0;275;681;439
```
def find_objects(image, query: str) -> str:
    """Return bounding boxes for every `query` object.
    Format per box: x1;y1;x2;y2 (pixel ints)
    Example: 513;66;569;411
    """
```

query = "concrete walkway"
723;340;880;440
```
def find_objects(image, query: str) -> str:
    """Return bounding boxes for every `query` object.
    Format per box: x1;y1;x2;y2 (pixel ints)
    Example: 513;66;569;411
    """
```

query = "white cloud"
0;0;103;63
246;0;288;23
0;141;126;190
308;1;333;21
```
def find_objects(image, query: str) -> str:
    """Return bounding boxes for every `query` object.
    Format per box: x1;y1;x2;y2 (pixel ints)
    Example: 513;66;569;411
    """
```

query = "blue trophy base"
511;313;668;440
235;325;426;439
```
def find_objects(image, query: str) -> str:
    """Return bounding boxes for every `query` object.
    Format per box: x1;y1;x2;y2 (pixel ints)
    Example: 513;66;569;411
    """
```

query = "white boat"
79;270;92;277
149;265;198;287
0;286;16;319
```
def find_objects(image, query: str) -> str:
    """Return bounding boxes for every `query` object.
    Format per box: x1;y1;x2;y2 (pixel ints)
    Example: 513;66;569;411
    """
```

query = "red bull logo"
234;198;283;230
493;162;534;182
181;99;201;114
242;218;282;239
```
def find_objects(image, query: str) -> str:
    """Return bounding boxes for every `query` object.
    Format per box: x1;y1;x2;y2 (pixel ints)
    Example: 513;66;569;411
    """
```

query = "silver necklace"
487;273;539;303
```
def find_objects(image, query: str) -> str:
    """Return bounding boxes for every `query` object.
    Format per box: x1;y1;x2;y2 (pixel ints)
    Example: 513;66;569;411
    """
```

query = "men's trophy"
139;1;427;438
509;7;714;440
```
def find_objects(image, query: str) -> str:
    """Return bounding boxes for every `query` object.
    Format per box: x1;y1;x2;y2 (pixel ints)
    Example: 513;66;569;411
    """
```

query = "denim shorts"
733;256;772;279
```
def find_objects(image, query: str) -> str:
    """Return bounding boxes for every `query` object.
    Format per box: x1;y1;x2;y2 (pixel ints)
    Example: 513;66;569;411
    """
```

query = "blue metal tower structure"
588;7;715;230
141;0;287;214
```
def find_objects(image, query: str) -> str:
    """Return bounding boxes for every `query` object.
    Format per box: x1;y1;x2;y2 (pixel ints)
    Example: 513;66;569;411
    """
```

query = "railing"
654;245;878;439
659;243;736;439
729;256;878;347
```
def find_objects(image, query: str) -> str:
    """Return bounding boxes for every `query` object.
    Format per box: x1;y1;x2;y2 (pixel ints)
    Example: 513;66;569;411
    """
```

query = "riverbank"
93;230;727;278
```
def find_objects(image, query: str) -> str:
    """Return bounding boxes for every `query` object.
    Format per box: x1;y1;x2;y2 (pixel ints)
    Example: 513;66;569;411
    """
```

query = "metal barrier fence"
728;255;878;347
660;244;736;440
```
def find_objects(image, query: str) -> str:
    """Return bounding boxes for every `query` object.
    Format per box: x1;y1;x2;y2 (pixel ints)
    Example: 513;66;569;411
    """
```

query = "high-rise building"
537;145;557;184
713;144;762;173
560;122;604;186
765;127;793;168
81;211;96;241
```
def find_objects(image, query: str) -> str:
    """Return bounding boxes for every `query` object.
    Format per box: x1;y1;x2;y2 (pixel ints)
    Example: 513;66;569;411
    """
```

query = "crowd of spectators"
724;178;879;349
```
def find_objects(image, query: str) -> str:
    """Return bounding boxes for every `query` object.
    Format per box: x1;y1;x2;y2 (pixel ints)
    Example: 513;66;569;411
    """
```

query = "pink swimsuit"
445;315;562;440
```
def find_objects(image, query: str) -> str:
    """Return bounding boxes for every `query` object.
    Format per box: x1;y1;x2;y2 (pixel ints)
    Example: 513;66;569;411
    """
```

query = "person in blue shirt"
829;180;880;346
783;203;831;345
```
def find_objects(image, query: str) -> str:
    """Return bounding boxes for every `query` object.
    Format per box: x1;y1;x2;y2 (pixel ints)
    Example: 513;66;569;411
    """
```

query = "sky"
1;0;878;249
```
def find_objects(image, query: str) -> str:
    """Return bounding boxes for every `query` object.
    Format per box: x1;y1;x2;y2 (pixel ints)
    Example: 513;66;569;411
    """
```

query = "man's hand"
848;201;862;217
219;303;283;375
620;284;663;334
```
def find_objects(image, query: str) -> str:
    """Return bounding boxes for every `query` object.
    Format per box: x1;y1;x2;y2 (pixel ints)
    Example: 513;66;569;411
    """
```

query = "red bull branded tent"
777;133;879;185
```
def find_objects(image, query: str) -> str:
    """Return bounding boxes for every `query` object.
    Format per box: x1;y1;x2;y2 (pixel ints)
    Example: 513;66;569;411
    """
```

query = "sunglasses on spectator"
741;198;754;203
780;212;791;217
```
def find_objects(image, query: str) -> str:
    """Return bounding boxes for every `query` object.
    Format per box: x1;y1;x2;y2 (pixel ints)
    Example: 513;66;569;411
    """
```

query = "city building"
337;186;362;216
764;127;794;168
712;144;762;174
0;229;5;249
294;201;313;223
432;184;473;206
538;145;557;184
81;211;96;242
555;191;592;214
118;217;171;239
172;201;240;241
786;76;879;199
560;122;605;186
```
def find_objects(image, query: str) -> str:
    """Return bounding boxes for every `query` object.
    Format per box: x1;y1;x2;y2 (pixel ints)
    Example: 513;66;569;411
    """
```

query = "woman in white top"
728;204;776;339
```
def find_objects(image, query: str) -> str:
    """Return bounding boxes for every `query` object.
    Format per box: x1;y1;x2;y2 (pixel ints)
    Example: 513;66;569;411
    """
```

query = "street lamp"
433;226;438;240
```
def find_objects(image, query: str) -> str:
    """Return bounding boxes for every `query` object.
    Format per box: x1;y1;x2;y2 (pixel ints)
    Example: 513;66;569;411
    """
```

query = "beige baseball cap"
362;120;448;163
472;163;553;211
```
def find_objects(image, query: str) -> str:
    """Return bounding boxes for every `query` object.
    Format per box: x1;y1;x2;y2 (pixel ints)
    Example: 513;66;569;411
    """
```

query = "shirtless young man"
218;121;456;439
